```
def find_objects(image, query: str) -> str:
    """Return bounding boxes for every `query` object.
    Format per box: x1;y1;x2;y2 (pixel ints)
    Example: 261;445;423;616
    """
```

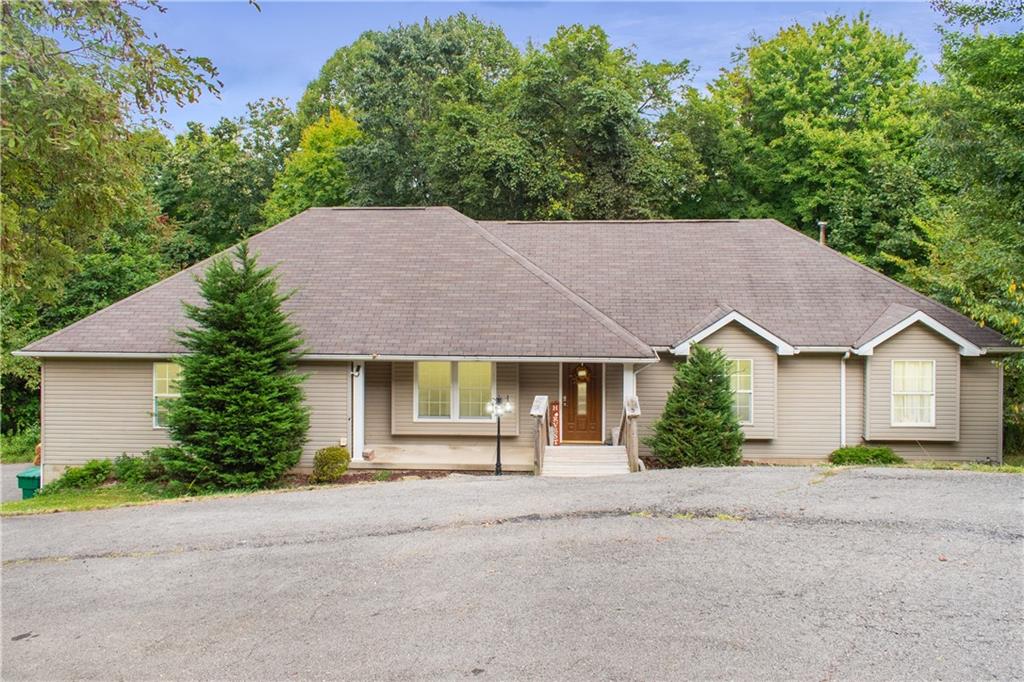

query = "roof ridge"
453;209;654;358
22;209;317;353
484;219;743;225
760;218;1003;344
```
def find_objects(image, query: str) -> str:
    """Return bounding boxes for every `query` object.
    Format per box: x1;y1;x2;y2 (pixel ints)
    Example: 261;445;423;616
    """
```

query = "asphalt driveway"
2;467;1022;680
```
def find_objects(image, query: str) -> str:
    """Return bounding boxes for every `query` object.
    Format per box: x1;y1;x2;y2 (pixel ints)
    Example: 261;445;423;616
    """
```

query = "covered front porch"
346;359;644;474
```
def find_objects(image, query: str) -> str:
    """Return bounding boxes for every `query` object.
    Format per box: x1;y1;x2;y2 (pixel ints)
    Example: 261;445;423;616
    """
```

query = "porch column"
352;361;365;461
622;363;636;402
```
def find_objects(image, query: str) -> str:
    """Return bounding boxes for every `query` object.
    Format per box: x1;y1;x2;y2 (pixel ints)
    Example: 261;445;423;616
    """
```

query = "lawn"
1;485;166;515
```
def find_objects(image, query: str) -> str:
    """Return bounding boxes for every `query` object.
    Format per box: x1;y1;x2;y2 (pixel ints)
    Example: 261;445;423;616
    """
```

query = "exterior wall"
389;362;520;437
865;323;960;441
742;355;842;461
40;358;349;481
702;323;778;440
874;358;1002;462
635;356;678;459
298;362;351;468
519;362;559;439
845;356;866;446
604;363;623;443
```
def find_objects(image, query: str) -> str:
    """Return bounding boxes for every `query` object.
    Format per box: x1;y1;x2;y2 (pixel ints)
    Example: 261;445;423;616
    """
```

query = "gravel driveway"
2;467;1022;680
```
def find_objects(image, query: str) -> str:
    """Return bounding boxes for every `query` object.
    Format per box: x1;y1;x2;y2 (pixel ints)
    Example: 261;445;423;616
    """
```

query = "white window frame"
152;361;181;429
890;359;936;427
413;361;497;422
729;358;754;426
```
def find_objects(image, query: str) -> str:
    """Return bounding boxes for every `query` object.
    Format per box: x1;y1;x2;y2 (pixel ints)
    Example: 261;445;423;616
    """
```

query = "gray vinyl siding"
42;359;173;469
635;356;678;458
702;323;778;440
299;362;351;468
845;356;866;446
604;363;623;443
389;362;520;437
865;323;959;441
364;361;393;444
41;358;349;476
518;363;559;439
875;358;1002;462
742;355;842;461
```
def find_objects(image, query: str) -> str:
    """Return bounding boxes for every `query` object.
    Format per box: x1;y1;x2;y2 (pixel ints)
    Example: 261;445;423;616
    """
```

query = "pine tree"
163;243;309;489
644;344;744;467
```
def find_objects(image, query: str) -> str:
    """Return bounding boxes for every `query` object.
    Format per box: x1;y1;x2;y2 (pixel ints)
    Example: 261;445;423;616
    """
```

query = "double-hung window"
153;362;182;428
891;360;935;427
416;361;494;420
728;359;753;425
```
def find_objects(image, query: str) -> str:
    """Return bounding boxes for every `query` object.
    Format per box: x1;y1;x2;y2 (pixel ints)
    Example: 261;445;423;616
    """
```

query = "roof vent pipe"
817;220;828;246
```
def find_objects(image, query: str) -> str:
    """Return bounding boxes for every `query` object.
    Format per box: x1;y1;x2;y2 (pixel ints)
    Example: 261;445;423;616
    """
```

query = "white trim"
14;350;657;363
622;363;636;402
412;361;497;423
795;346;853;354
854;311;983;357
351;361;365;461
840;354;848;447
671;311;796;356
890;359;936;428
728;358;754;426
558;362;563;444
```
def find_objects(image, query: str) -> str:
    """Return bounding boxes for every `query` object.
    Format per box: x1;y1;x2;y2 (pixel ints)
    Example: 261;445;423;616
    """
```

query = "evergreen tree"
644;344;744;467
164;243;309;489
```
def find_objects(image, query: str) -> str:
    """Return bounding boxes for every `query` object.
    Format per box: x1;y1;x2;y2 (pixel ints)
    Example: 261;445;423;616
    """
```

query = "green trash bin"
16;466;41;500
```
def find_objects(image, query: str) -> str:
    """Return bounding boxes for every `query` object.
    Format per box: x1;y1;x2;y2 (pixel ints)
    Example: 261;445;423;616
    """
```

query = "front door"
562;363;603;443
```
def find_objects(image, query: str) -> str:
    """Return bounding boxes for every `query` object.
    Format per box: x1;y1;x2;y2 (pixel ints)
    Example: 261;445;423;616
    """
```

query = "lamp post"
485;395;514;476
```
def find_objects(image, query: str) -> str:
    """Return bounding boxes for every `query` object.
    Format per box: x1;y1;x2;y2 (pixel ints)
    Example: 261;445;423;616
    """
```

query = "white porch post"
623;363;636;402
352;361;365;461
839;354;847;447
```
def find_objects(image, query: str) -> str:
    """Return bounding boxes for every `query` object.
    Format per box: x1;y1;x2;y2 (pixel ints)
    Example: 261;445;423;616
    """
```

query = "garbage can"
16;466;41;500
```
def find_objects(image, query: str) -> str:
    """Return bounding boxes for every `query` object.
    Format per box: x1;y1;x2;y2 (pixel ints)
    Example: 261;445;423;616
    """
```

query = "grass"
1;427;39;464
1;484;166;515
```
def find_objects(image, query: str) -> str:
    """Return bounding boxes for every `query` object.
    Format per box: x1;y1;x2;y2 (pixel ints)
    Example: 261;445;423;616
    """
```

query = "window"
728;359;753;424
891;360;935;426
417;362;452;418
415;361;494;420
458;362;491;418
153;362;182;428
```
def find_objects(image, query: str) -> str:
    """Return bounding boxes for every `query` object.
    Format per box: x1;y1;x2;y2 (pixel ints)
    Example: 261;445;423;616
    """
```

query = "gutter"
15;350;659;364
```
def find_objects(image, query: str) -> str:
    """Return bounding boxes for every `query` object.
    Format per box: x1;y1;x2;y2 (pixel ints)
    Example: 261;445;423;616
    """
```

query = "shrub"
1;425;40;463
828;446;905;465
113;450;171;485
372;470;392;482
162;244;309;490
41;459;114;494
310;446;350;484
644;344;744;467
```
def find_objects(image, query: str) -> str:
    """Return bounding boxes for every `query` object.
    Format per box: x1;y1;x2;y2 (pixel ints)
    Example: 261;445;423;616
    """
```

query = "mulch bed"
280;469;472;488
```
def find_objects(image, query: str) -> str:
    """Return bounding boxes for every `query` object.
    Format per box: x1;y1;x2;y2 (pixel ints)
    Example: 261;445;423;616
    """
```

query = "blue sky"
144;1;953;133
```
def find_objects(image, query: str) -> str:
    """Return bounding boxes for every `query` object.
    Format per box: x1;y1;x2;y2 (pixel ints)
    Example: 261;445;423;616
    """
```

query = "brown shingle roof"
23;208;654;359
481;218;1006;349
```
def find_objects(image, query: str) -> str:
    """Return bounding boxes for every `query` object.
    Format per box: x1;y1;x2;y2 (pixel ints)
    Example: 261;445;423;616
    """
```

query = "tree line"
2;1;1022;448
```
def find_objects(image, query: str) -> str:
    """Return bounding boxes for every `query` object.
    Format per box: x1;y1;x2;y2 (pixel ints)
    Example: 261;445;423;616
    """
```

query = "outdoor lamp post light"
485;395;514;475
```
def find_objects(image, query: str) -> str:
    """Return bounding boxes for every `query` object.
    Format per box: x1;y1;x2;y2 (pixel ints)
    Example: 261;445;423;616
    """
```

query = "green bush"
310;446;350;484
41;459;114;494
113;450;170;485
828;446;905;465
372;470;392;482
1;425;40;463
644;344;744;467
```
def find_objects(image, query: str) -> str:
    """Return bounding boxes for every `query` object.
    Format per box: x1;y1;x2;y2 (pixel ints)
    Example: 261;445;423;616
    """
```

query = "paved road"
1;463;32;502
2;467;1022;680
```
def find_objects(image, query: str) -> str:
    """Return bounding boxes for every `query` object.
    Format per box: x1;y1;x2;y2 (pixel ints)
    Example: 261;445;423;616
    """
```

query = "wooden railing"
617;396;643;473
530;395;550;475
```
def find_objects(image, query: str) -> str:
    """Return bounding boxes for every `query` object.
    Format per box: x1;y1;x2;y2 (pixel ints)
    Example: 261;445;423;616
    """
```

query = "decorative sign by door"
550;401;561;446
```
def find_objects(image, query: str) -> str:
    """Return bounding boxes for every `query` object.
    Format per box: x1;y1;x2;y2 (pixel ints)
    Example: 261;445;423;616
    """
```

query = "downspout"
840;351;849;447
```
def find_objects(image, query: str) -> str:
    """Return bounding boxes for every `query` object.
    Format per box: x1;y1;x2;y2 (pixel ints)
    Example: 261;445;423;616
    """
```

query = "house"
18;207;1017;481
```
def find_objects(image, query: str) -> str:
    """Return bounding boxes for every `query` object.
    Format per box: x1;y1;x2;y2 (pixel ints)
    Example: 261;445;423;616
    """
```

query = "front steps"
541;445;631;477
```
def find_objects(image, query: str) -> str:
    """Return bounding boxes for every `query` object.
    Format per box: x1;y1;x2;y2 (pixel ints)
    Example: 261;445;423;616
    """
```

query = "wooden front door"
562;363;603;443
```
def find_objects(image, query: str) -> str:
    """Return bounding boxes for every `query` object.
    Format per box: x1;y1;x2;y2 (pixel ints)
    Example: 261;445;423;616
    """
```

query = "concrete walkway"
2;467;1022;680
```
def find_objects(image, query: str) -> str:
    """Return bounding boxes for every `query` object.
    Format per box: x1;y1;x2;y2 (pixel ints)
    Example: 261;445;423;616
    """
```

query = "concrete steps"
541;445;630;477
